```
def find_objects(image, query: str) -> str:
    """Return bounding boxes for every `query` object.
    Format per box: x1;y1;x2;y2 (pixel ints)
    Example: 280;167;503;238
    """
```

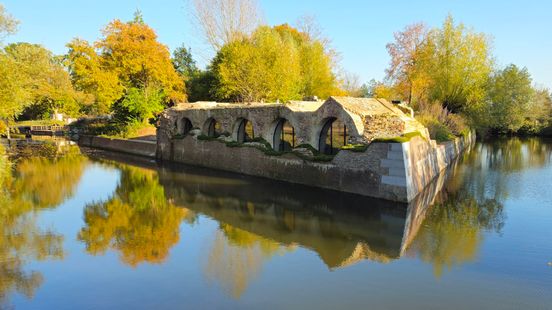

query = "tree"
426;15;494;113
523;88;552;134
191;0;262;50
485;65;534;133
0;4;18;42
98;15;185;102
4;43;82;117
66;13;185;115
212;26;302;102
172;44;199;79
0;50;29;136
384;15;493;113
274;23;338;99
385;23;431;105
66;39;122;114
338;71;362;97
211;24;338;102
113;86;165;124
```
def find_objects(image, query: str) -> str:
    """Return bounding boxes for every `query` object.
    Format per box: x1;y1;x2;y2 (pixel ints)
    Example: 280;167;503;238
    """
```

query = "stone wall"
156;131;474;202
79;136;157;158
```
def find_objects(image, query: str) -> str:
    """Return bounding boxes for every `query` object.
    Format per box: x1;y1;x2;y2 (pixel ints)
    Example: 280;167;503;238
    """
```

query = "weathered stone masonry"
156;96;473;202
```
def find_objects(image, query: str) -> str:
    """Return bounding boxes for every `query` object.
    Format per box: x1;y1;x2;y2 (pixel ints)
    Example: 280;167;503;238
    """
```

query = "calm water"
1;138;551;309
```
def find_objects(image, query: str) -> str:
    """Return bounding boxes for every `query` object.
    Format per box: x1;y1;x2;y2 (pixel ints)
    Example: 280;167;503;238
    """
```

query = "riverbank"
76;130;474;203
78;135;157;158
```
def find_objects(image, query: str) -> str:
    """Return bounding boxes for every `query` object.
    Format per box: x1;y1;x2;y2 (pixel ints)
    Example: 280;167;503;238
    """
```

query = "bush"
416;102;469;142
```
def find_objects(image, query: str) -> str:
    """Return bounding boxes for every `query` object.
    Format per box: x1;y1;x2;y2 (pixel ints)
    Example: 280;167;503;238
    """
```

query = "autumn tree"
66;39;122;114
191;0;262;50
67;11;185;118
385;23;431;105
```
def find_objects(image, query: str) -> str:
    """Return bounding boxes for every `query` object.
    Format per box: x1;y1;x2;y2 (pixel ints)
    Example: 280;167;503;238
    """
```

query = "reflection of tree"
12;147;87;209
410;193;505;277
78;165;195;267
0;146;71;307
409;138;523;278
204;223;289;299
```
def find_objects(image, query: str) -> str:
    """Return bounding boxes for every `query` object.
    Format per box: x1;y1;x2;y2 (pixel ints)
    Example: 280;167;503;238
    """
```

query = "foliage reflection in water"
0;137;551;309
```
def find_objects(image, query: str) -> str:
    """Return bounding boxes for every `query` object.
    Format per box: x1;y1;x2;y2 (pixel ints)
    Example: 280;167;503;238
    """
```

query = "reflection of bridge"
154;161;451;269
86;149;453;268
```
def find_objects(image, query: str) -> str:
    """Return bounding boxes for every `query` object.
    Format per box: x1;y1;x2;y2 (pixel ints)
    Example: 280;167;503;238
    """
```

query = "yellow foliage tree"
67;12;185;114
212;24;338;102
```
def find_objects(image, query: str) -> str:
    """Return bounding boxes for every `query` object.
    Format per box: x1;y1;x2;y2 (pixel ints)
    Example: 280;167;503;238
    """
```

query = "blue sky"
3;0;551;88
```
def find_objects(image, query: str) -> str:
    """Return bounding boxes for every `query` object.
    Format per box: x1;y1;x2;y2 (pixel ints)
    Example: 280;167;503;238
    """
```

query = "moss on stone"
341;144;368;152
372;131;424;143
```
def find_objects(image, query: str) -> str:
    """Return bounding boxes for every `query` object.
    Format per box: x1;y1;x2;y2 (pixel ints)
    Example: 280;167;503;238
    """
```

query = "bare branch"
191;0;262;50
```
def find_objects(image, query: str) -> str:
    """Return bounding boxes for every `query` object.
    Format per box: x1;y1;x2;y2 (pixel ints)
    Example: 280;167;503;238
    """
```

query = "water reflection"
406;138;552;277
2;137;550;306
0;144;84;307
78;163;196;267
155;162;450;297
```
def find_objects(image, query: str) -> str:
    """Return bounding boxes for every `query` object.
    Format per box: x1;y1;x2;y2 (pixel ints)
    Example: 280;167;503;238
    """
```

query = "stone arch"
233;118;255;143
176;117;193;136
272;118;297;152
203;117;222;137
318;117;349;155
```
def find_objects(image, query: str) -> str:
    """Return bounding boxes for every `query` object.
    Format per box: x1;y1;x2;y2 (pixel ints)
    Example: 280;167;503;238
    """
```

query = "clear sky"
3;0;551;89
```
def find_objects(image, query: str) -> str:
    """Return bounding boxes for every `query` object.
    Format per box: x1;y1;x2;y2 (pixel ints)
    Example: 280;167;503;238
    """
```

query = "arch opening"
319;118;348;155
273;119;296;152
204;118;222;137
177;117;193;136
236;119;255;143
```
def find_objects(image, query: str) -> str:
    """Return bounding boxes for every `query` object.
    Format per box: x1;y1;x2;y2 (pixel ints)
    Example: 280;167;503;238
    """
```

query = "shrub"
416;102;469;142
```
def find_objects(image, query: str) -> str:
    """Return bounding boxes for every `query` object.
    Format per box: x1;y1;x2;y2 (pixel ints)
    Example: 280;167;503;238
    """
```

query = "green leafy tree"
484;65;534;133
426;15;494;113
113;86;165;124
212;26;302;102
173;45;199;79
211;24;338;102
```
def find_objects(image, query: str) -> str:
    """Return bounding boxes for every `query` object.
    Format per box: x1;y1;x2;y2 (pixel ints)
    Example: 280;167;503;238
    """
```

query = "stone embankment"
78;136;156;158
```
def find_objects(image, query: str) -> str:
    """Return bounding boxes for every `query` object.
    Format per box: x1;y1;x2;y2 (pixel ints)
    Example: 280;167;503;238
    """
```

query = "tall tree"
426;15;494;112
191;0;262;50
385;23;431;105
66;39;122;114
172;45;198;79
66;13;185;115
212;26;302;102
274;23;338;99
5;43;82;117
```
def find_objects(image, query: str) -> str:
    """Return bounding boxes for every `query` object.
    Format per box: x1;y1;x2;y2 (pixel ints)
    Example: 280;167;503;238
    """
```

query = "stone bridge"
155;97;471;202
